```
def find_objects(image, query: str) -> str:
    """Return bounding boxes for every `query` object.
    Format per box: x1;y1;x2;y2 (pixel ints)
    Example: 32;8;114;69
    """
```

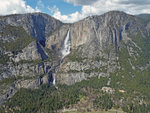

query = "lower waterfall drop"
61;29;71;58
53;74;56;85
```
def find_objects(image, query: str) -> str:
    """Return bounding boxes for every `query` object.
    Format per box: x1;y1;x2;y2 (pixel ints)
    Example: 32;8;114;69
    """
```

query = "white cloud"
66;0;150;6
90;0;150;15
36;0;44;11
50;0;150;23
48;5;98;23
1;0;150;23
65;0;99;5
0;0;39;15
47;5;59;14
48;5;82;23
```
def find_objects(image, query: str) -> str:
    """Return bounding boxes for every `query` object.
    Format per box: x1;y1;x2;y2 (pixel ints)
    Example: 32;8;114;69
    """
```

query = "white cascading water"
52;29;70;85
53;75;56;85
61;29;71;58
52;30;71;86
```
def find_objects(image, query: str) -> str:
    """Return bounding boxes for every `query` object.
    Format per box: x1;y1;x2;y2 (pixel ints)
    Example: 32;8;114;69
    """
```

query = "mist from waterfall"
61;29;71;58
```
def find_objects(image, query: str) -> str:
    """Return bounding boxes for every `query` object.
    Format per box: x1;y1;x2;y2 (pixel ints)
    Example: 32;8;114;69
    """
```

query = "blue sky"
0;0;150;23
25;0;81;15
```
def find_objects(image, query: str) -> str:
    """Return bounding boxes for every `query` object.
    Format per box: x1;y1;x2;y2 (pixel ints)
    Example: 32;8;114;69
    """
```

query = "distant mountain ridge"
0;12;62;46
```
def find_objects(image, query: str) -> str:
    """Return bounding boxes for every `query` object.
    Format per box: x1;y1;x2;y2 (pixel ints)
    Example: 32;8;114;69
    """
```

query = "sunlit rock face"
46;11;148;85
45;25;69;51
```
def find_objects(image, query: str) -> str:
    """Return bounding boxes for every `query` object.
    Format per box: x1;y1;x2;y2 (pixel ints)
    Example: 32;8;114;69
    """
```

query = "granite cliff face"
0;12;62;80
1;11;150;105
0;13;62;46
46;11;150;85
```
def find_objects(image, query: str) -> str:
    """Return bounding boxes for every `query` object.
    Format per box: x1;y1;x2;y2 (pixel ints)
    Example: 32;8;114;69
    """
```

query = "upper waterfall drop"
61;29;71;58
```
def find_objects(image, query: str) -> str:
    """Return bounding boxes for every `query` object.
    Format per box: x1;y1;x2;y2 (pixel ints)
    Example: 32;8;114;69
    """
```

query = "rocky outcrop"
0;60;54;105
0;61;53;80
12;41;42;62
0;84;17;106
15;79;41;89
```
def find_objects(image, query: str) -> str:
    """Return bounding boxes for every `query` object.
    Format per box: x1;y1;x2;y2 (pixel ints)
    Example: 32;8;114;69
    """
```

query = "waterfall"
52;29;71;86
53;74;56;85
61;29;71;58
